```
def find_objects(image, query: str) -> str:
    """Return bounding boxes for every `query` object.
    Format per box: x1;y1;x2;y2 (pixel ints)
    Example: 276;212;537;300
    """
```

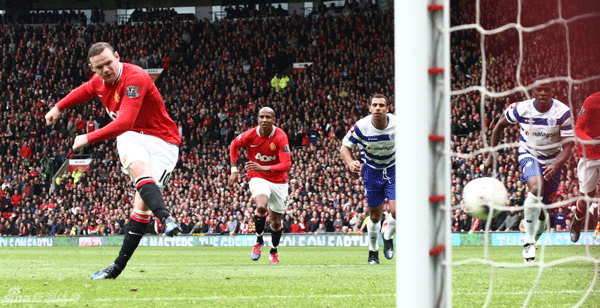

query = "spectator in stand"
307;211;320;233
292;215;308;233
332;212;345;230
10;190;22;208
319;211;331;232
226;215;238;235
458;212;471;232
87;220;99;235
86;116;99;134
315;222;327;234
290;216;301;233
282;214;292;233
207;218;218;234
2;220;16;236
496;207;522;232
554;206;568;231
177;217;188;234
218;216;229;234
18;222;29;236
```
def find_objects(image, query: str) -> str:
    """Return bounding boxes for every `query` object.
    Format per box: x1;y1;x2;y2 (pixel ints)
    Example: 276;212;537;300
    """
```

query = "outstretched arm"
45;81;96;126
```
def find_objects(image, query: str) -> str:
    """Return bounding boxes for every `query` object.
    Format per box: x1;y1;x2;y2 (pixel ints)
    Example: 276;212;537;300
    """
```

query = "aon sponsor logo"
255;153;276;162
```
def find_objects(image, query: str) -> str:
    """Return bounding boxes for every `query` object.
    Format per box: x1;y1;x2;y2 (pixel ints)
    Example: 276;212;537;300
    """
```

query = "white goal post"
395;0;451;307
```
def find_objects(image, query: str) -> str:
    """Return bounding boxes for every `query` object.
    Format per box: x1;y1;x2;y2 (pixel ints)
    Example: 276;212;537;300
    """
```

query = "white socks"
524;192;542;244
383;215;395;241
367;218;381;251
535;216;546;242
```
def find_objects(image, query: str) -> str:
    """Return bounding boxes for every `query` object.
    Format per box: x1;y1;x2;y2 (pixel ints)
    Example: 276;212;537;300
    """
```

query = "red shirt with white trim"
230;126;291;184
576;92;600;159
55;62;181;146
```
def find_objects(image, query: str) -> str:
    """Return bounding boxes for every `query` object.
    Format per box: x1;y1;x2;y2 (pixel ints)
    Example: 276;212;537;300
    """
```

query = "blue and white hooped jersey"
342;114;396;170
504;98;573;165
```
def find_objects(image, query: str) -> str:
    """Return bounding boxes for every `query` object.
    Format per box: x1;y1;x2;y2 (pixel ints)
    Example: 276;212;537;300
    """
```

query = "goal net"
448;0;600;307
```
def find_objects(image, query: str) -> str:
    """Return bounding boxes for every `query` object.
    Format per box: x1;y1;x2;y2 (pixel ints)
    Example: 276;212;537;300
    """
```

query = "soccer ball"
462;177;507;220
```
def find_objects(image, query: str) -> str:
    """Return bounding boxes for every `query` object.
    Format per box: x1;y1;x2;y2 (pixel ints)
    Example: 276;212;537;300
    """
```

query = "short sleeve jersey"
504;99;573;164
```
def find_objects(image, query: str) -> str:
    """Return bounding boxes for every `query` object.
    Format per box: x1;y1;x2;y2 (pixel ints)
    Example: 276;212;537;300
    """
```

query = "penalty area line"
95;293;395;302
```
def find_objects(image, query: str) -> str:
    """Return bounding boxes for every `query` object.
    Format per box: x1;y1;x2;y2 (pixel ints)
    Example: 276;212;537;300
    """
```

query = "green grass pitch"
2;245;598;307
0;246;395;307
453;246;600;308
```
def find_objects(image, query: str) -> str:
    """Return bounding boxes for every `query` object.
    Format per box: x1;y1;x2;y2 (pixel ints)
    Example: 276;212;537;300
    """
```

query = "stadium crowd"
0;2;391;237
2;1;596;238
450;0;600;232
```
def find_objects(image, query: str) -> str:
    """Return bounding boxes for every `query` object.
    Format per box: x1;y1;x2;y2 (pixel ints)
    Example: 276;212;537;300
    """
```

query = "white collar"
256;126;276;138
105;62;123;85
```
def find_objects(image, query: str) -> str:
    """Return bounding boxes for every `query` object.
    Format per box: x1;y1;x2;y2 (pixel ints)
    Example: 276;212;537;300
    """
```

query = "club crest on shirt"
126;86;140;98
547;118;556;126
114;92;120;103
269;142;276;150
390;133;395;140
523;160;533;173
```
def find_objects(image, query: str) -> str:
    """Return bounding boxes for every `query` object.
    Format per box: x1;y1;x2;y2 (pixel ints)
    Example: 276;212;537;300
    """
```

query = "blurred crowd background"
0;1;395;237
0;0;598;238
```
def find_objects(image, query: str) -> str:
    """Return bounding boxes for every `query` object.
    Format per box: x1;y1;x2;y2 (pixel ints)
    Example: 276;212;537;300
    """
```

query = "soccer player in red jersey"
228;107;292;264
44;42;182;279
571;92;600;242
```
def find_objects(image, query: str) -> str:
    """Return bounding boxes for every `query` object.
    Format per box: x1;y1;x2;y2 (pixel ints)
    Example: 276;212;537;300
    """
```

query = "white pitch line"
95;293;395;302
454;289;600;296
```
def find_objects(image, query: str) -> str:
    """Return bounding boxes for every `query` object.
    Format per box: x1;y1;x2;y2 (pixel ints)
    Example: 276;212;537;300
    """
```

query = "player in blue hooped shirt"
486;76;574;262
340;94;396;264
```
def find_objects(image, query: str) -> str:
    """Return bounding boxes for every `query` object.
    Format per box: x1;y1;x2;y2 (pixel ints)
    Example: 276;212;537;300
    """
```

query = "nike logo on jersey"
128;231;142;236
250;145;258;147
98;94;103;97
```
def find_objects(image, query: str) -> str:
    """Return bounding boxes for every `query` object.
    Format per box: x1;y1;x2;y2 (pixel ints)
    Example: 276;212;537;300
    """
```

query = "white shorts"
577;156;600;194
116;131;179;189
249;177;289;214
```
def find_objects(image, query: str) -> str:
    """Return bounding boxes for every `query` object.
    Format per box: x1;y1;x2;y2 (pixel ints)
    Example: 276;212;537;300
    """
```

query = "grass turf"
2;245;598;307
0;246;395;307
453;245;600;308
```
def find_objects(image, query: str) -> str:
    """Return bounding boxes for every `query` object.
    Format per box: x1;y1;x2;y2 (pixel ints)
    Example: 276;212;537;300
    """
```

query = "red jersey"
87;120;97;133
56;62;181;146
230;126;291;184
576;92;600;159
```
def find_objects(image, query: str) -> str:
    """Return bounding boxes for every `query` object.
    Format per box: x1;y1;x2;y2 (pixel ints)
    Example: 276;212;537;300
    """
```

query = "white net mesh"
449;0;600;306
